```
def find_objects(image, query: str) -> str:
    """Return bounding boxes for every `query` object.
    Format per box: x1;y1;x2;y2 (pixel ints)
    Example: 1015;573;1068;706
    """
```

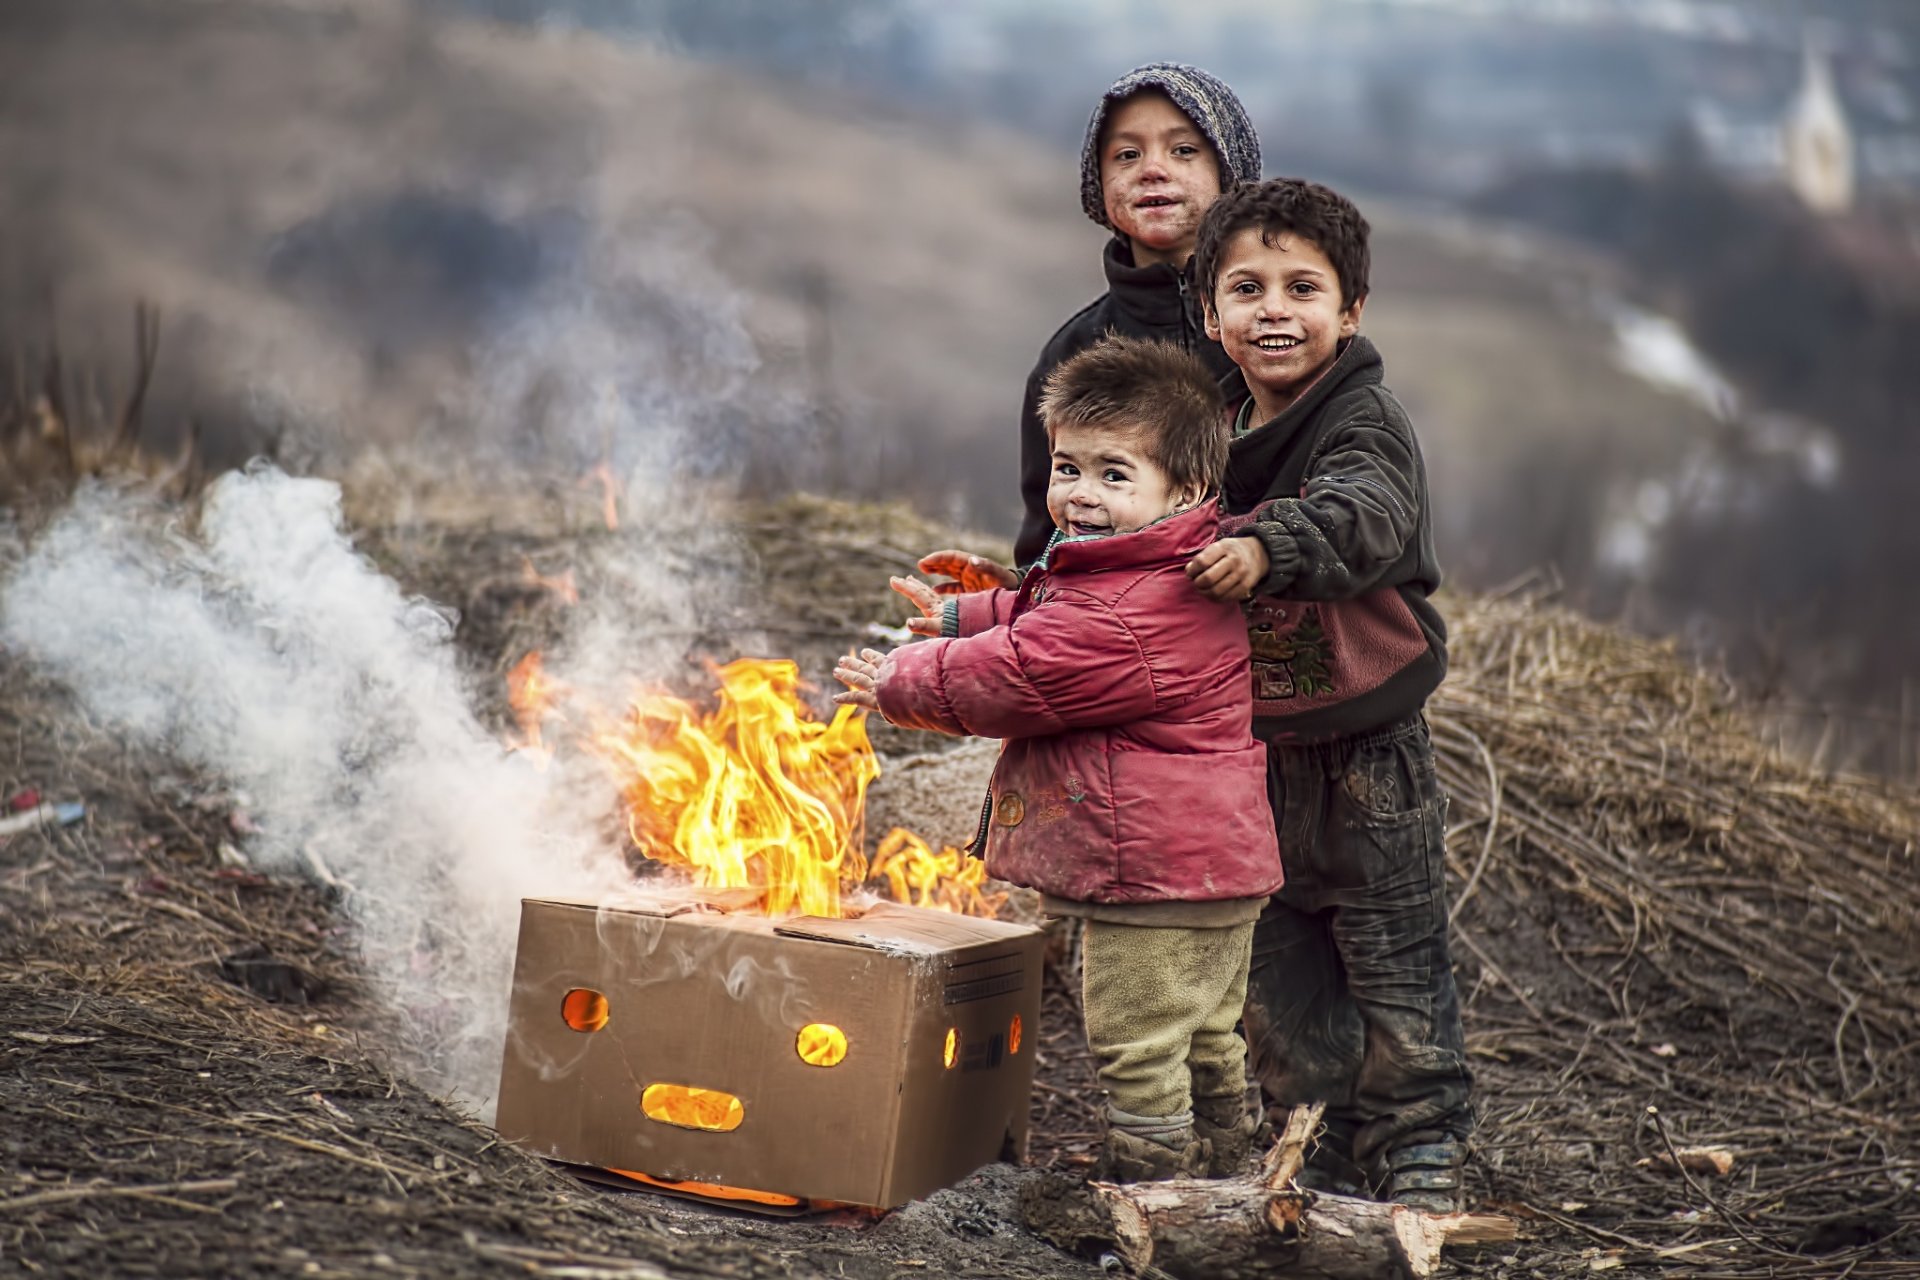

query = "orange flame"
594;659;875;918
585;462;620;531
872;828;1009;918
605;1167;800;1209
506;652;1000;920
520;555;580;605
506;650;565;766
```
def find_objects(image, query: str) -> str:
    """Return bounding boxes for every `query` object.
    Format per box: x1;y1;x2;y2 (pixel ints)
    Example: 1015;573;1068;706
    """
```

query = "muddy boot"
1095;1108;1212;1184
1297;1116;1370;1197
1192;1090;1266;1178
1382;1132;1468;1213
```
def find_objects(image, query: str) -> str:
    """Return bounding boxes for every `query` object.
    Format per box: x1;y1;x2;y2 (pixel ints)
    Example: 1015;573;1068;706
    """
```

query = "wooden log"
1020;1103;1515;1280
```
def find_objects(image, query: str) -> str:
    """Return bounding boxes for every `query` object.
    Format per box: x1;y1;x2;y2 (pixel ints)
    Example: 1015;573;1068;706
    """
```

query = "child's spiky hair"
1194;178;1371;312
1039;335;1227;494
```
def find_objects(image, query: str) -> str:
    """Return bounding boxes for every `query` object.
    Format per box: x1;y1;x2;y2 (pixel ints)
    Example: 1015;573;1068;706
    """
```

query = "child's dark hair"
1039;335;1227;493
1193;178;1371;312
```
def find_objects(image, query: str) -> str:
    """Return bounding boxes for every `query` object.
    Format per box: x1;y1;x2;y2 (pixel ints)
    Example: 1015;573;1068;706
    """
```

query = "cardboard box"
495;892;1044;1208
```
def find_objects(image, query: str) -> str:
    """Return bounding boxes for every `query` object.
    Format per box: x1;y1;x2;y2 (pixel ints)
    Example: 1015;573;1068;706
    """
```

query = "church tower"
1783;40;1854;215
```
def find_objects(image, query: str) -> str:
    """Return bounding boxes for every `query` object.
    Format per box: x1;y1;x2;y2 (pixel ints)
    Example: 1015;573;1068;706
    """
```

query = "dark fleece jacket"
1014;238;1239;566
1220;335;1447;743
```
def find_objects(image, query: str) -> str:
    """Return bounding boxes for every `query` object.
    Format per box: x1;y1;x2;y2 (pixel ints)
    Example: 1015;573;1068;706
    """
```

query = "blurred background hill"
2;0;1913;774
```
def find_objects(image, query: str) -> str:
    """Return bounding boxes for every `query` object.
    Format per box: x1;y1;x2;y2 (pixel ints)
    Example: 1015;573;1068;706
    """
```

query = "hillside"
1;0;1723;561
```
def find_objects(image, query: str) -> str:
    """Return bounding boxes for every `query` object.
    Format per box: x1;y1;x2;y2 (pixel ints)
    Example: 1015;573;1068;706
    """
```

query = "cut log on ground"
1020;1104;1515;1280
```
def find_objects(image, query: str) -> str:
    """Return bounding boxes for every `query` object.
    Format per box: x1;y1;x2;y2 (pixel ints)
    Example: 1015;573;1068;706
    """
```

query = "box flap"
525;885;766;919
775;900;1038;953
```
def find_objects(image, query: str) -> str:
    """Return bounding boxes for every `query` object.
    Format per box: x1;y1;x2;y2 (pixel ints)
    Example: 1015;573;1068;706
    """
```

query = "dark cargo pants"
1244;714;1473;1177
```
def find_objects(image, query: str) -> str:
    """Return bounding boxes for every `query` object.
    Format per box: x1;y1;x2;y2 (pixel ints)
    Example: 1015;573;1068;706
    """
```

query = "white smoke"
0;138;810;1111
0;467;632;1102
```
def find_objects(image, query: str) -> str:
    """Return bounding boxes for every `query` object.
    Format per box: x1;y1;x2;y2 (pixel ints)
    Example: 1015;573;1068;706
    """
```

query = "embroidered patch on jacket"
1248;602;1335;700
996;791;1026;827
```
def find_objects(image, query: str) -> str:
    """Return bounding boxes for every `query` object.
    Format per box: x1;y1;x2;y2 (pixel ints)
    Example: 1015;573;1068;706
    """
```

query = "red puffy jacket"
874;501;1282;906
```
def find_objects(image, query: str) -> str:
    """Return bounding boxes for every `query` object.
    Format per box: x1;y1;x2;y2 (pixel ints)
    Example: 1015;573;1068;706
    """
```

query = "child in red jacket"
833;336;1282;1182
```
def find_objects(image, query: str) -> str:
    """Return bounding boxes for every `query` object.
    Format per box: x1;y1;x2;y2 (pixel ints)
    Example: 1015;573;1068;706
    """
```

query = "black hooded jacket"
1219;335;1448;741
1014;237;1239;566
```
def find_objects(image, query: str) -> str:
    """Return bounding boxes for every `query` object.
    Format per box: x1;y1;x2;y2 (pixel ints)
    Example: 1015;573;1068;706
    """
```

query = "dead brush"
2;303;205;508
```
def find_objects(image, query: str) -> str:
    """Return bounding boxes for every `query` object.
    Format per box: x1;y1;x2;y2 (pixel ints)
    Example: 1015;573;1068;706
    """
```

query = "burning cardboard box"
496;889;1043;1209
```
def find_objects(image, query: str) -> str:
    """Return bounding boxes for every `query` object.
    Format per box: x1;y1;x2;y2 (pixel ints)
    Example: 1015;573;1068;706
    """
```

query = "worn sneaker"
1383;1132;1468;1213
1284;1115;1370;1197
1297;1151;1374;1205
1192;1092;1266;1178
1095;1126;1213;1184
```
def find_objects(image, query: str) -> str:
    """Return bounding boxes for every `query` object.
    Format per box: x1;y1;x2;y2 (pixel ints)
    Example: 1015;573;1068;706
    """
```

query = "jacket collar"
1223;334;1382;452
1041;499;1222;576
1102;236;1197;329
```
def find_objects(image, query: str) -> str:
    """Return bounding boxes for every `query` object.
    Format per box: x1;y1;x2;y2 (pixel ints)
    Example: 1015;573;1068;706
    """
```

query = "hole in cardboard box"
641;1083;745;1132
1009;1013;1023;1055
796;1023;848;1067
561;988;609;1033
943;1027;958;1070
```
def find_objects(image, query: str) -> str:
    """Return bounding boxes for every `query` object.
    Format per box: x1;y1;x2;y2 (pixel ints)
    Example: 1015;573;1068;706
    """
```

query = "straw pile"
1428;590;1918;1275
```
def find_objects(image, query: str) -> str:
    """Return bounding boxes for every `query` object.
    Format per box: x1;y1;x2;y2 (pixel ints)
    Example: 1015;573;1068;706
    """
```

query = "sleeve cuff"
1242;523;1303;596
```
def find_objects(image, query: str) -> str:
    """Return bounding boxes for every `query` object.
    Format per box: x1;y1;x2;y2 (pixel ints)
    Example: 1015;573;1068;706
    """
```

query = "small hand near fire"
891;574;945;638
1186;536;1270;602
834;571;965;714
918;550;1017;595
832;648;887;712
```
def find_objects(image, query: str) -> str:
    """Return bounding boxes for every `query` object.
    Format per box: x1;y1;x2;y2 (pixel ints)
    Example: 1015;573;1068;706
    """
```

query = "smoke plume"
0;468;644;1103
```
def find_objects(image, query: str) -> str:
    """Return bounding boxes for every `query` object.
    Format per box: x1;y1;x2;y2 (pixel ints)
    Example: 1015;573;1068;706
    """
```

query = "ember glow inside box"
495;892;1044;1208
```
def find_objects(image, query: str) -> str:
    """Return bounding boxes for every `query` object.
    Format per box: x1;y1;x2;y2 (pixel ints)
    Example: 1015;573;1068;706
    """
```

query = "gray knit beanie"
1080;63;1262;229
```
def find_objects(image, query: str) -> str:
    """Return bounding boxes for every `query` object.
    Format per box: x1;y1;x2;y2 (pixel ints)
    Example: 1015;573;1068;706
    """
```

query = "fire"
520;555;580;605
871;828;1009;919
508;651;1001;920
595;659;876;919
585;462;620;531
606;1168;800;1209
506;651;564;766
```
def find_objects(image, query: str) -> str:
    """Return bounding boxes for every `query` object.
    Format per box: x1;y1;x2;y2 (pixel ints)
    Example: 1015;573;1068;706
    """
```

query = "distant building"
1783;42;1854;215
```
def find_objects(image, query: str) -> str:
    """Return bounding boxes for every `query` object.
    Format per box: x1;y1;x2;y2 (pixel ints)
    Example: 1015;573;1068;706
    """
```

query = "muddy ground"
3;493;1917;1278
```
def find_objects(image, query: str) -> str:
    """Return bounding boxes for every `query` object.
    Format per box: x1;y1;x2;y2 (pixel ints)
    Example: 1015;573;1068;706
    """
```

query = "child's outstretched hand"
1187;537;1271;601
832;647;888;712
918;550;1018;595
890;575;945;638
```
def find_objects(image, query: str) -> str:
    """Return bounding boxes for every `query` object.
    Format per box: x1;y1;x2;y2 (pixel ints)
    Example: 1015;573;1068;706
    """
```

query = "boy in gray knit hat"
918;64;1261;586
911;63;1268;1179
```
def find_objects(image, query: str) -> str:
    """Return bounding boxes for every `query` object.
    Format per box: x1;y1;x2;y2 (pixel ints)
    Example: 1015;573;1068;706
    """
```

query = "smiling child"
1185;178;1474;1212
834;336;1280;1184
994;64;1260;571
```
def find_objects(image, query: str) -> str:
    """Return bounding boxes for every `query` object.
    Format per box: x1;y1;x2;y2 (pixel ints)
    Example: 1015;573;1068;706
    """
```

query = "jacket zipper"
1176;272;1194;352
965;788;993;859
1324;473;1410;523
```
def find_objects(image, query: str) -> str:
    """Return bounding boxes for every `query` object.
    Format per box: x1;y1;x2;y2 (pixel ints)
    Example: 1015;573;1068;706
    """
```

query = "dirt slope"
3;489;1916;1277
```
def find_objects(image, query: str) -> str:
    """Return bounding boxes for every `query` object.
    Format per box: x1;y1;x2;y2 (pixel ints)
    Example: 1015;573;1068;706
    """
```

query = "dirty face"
1205;226;1364;420
1045;421;1200;540
1100;91;1223;268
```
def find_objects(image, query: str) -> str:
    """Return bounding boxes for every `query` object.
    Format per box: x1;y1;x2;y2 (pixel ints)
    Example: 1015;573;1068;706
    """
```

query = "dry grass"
1;489;1916;1275
1;306;208;507
1429;590;1919;1274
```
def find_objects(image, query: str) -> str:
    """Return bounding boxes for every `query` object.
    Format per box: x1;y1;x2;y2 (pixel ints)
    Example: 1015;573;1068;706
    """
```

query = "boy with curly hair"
1185;178;1474;1211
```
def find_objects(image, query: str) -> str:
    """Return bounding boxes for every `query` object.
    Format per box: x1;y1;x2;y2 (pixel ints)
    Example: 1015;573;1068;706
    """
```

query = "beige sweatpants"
1080;918;1256;1121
